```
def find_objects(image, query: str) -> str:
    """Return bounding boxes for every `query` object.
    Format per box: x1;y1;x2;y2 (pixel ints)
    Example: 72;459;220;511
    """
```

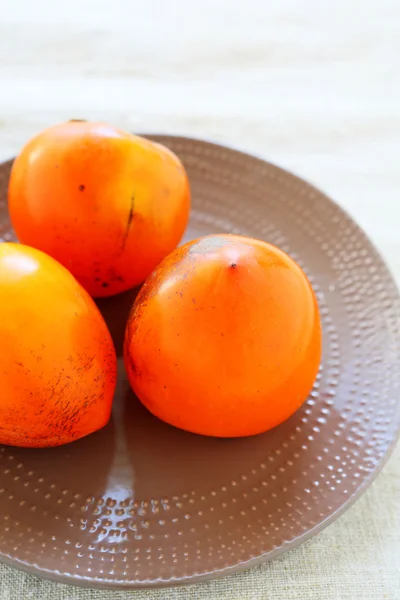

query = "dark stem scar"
121;196;134;251
230;263;237;269
79;184;85;191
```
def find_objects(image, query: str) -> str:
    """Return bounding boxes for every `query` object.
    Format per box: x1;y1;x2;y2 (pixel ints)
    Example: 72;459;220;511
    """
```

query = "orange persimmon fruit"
124;234;322;437
0;243;117;447
8;121;190;297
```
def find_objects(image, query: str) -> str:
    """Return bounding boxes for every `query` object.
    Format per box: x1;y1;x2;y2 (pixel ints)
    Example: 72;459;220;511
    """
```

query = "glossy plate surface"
0;136;399;589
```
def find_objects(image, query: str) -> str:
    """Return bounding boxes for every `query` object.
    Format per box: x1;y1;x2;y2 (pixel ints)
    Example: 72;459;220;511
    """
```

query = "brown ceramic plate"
0;135;400;590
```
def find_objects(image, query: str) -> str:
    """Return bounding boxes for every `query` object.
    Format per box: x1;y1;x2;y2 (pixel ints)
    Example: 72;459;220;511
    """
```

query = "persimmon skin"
0;243;117;447
124;234;322;438
8;121;190;297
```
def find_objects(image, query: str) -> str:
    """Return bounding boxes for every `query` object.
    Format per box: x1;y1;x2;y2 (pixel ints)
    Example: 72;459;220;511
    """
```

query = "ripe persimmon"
8;121;190;297
124;234;322;437
0;243;117;447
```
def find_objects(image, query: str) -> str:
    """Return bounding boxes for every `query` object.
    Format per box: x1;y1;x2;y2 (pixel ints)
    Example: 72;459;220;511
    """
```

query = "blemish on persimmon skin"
127;198;134;228
121;196;135;252
78;184;85;191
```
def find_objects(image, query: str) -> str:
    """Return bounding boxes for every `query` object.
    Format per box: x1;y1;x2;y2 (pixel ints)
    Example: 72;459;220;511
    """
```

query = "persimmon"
124;234;322;437
8;121;190;297
0;243;117;447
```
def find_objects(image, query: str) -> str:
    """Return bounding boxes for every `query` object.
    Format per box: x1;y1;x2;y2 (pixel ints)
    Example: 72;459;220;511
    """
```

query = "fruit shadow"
0;414;115;549
96;286;139;357
118;385;330;502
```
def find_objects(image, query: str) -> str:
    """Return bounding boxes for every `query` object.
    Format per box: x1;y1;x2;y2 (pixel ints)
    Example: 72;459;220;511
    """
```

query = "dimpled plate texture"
0;135;400;590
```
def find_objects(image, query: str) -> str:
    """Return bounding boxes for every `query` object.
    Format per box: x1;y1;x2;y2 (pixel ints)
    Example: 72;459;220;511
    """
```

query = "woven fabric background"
0;1;399;598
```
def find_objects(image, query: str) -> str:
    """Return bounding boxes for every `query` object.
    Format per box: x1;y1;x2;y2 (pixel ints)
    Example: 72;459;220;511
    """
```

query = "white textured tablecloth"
0;1;399;598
